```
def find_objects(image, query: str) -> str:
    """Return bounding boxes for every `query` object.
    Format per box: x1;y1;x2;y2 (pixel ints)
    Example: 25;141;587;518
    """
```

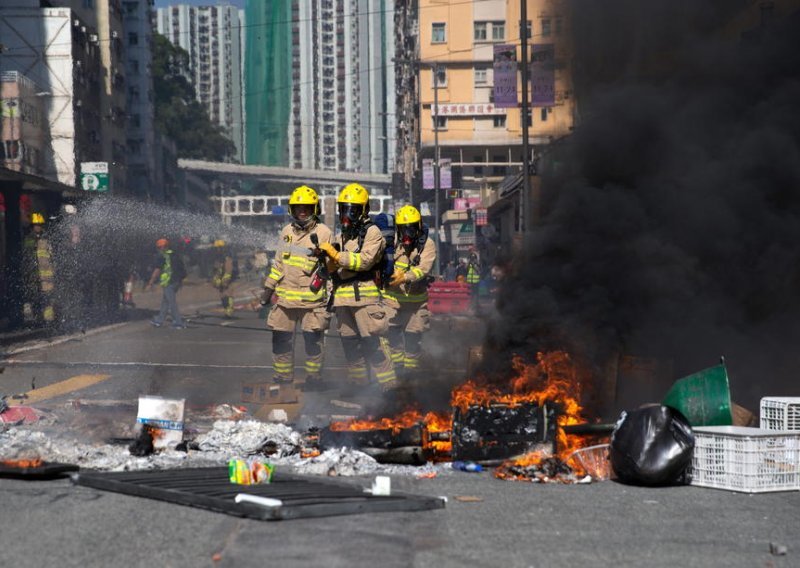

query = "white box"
136;396;185;449
689;426;800;493
760;397;800;431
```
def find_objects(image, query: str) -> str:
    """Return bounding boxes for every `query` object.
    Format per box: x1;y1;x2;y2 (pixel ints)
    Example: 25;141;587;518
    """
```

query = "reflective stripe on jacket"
332;224;385;307
266;220;333;308
383;237;437;303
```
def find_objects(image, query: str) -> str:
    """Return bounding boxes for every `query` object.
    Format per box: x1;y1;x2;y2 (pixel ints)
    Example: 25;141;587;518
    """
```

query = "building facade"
417;0;577;256
245;0;395;175
156;3;245;163
122;0;158;200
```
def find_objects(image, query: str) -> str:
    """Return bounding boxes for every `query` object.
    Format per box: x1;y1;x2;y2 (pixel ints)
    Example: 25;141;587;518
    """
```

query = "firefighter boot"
385;329;405;377
301;331;331;391
340;336;369;396
223;295;234;318
271;331;294;384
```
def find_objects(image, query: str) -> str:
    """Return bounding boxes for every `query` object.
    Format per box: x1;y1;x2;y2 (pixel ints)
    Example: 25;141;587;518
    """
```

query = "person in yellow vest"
22;212;55;325
383;205;436;377
260;185;333;388
316;183;398;392
211;239;235;318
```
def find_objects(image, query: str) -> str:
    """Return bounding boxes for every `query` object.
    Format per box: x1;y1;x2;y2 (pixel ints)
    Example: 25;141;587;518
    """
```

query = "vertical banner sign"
493;44;518;108
530;44;555;107
440;158;452;189
422;159;434;190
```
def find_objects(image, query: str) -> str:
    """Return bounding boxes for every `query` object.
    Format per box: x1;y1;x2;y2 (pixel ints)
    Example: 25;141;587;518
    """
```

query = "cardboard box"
241;383;300;404
136;396;185;449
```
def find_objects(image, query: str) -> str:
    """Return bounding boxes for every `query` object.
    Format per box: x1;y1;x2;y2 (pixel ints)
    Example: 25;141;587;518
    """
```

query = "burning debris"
323;350;605;480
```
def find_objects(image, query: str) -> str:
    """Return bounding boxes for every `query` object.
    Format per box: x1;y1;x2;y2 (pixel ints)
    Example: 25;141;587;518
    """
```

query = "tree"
152;34;237;161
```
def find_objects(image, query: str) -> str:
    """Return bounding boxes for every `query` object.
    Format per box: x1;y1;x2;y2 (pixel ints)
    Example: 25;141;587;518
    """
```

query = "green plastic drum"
662;364;733;426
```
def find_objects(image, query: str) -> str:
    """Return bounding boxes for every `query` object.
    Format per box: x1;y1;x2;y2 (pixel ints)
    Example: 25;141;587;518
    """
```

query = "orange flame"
2;458;44;468
328;350;592;470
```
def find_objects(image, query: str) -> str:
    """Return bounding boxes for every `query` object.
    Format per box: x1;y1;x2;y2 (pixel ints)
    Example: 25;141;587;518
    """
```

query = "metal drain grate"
74;467;445;520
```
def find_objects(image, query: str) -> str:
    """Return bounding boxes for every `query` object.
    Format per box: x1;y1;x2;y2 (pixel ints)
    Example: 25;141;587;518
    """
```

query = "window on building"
492;21;505;41
526;109;532;127
128;32;138;45
474;22;487;41
433;115;447;130
492;155;506;176
130;59;139;74
130;114;141;128
493;115;506;128
555;18;563;35
431;23;446;43
474;67;488;85
526;20;532;39
541;18;552;37
541;107;549;121
432;66;447;87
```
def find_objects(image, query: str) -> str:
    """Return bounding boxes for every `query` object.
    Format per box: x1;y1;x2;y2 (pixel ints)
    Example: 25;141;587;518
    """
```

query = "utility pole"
432;62;441;276
520;0;533;234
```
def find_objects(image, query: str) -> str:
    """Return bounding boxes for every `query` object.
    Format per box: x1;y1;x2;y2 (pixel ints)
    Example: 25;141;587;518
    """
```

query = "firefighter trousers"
267;305;330;382
386;301;430;374
335;303;397;390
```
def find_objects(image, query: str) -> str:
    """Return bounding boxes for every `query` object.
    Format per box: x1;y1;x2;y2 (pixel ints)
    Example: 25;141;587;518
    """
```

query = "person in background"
21;212;55;325
146;238;187;329
443;260;457;282
211;239;235;318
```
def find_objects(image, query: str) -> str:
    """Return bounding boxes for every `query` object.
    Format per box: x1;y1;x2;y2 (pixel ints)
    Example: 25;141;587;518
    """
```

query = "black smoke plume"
487;1;800;410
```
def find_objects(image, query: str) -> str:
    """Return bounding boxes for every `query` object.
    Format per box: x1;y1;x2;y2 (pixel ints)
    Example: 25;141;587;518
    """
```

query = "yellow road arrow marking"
8;374;111;406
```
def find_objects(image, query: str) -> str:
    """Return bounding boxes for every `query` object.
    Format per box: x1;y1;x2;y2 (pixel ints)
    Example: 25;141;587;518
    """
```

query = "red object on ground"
0;406;40;424
428;282;472;314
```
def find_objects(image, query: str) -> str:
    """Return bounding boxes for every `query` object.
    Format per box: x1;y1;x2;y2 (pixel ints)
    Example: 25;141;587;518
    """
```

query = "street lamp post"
520;0;533;234
432;63;441;277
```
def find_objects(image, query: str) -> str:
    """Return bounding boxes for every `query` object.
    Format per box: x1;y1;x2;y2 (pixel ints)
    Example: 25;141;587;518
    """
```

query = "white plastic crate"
760;397;800;431
689;426;800;493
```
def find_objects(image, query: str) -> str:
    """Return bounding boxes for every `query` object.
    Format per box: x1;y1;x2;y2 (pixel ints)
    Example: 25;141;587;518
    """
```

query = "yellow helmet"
289;185;319;206
289;185;319;226
214;239;226;248
337;183;369;205
395;205;421;225
31;213;45;225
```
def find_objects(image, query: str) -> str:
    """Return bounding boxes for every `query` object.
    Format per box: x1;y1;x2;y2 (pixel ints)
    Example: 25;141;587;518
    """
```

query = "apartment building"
246;0;395;175
122;0;157;199
156;4;245;162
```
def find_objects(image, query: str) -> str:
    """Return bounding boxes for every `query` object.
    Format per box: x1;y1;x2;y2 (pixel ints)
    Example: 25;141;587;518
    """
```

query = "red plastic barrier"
427;282;472;314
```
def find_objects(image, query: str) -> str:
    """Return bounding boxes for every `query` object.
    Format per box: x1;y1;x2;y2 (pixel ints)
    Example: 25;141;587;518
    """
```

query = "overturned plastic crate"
689;426;800;493
760;397;800;431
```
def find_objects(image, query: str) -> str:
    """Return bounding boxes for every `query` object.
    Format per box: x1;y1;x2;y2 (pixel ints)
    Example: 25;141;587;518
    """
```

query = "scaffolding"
245;0;291;166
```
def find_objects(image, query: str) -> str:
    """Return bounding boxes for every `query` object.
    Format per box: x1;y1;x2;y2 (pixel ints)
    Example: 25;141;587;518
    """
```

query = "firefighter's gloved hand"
260;288;274;306
221;274;232;287
389;270;407;287
319;242;340;264
325;258;338;274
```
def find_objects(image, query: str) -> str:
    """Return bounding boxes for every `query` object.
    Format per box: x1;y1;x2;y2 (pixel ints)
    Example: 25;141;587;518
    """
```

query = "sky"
154;0;246;8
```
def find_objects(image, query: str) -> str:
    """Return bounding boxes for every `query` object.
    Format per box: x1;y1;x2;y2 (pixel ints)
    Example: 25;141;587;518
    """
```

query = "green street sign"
80;162;109;192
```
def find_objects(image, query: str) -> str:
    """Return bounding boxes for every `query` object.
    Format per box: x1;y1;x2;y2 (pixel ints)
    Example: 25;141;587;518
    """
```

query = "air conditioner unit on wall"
74;19;81;27
89;34;99;44
111;30;118;39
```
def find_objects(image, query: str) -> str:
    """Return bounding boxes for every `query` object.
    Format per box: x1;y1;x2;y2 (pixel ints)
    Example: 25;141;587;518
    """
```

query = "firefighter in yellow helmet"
211;239;235;317
383;205;436;378
22;212;56;324
316;183;398;392
261;185;333;389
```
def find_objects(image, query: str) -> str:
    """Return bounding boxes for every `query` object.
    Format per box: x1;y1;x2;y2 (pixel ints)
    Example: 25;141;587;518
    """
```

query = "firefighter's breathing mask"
398;223;420;247
338;203;365;232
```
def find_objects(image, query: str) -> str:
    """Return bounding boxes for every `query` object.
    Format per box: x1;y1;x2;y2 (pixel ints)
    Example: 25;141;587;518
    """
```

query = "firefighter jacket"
265;220;333;308
384;237;437;304
331;223;385;307
23;233;55;294
212;253;233;288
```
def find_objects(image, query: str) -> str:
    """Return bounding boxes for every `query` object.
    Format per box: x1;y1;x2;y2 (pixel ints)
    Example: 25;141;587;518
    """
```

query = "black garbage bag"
609;404;695;486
